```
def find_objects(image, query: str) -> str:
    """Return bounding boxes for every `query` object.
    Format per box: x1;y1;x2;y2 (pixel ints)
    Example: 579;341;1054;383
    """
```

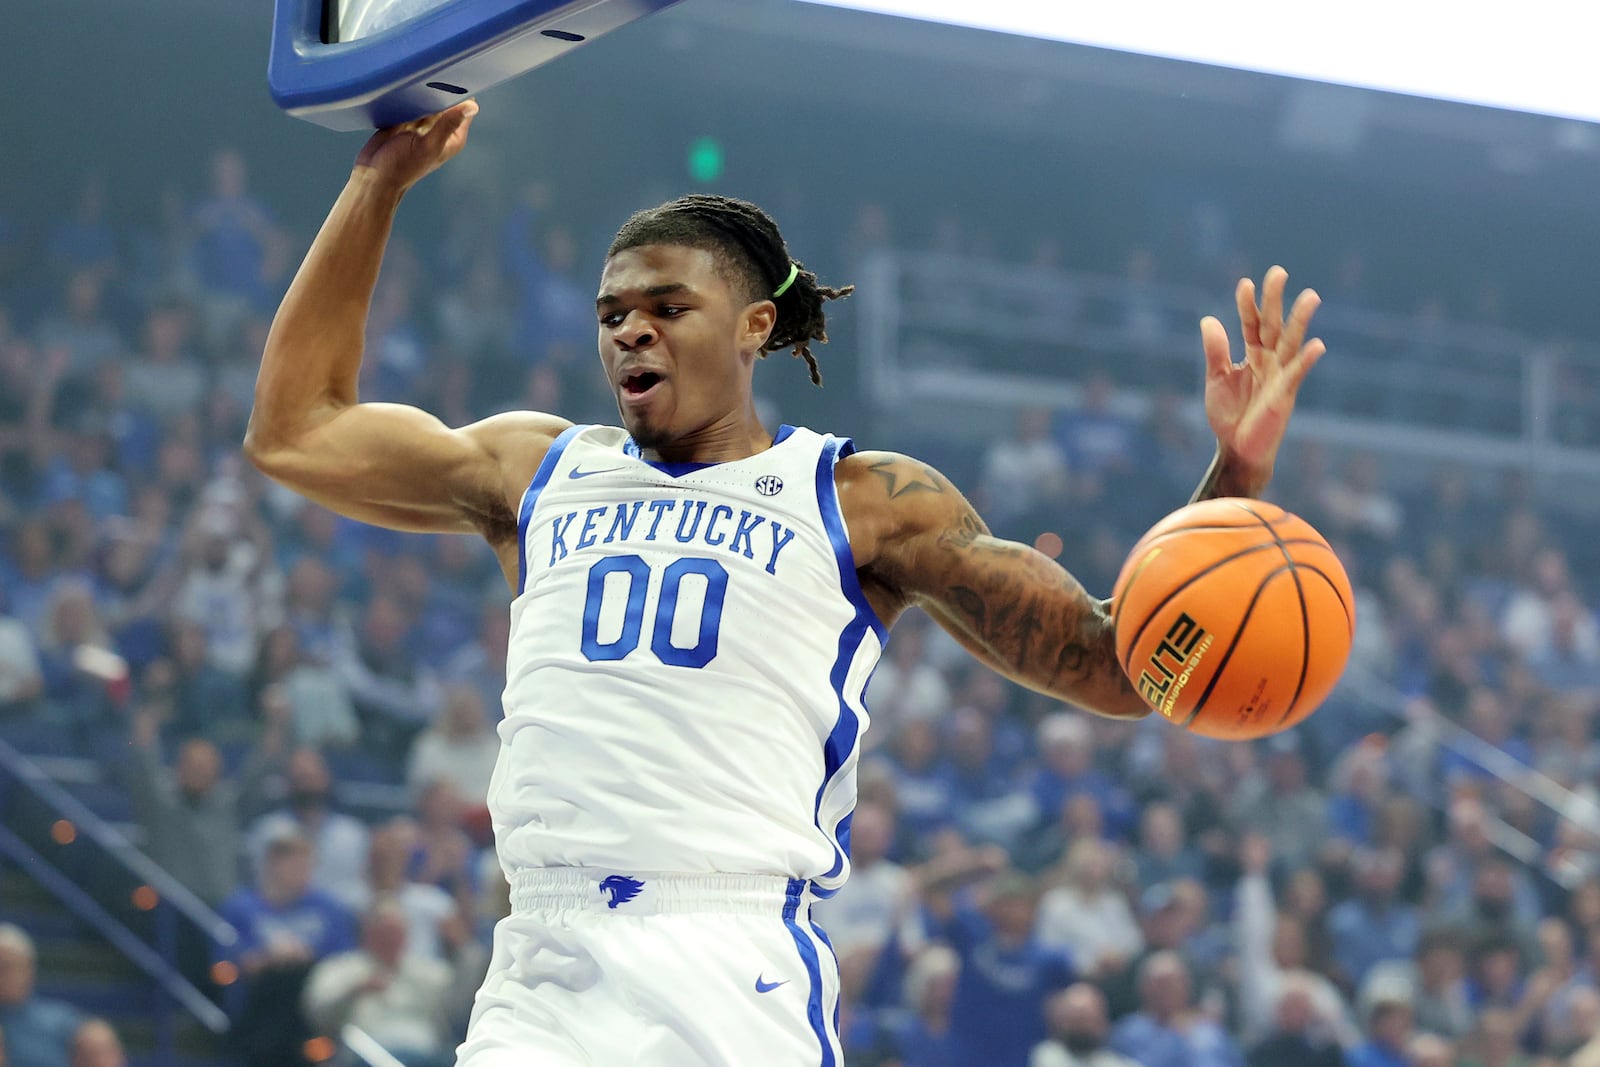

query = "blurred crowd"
2;146;1600;1067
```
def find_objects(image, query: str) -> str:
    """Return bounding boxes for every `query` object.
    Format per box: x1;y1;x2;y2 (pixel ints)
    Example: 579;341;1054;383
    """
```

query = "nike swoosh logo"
755;976;789;994
569;466;624;479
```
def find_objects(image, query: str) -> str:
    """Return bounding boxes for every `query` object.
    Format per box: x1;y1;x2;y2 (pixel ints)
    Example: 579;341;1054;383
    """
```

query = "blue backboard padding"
269;0;682;131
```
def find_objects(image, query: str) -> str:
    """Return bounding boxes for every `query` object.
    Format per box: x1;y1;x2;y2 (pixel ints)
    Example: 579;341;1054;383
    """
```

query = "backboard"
269;0;684;131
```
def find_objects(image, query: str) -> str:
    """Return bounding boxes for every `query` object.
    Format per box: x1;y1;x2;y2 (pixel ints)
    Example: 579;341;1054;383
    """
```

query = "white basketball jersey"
491;424;884;896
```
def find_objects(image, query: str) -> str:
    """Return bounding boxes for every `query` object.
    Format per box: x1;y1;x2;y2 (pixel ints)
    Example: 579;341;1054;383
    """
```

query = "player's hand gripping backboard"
354;100;480;193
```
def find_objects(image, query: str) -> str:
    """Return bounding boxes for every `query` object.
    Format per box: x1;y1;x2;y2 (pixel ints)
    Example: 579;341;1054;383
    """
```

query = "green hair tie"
773;261;799;298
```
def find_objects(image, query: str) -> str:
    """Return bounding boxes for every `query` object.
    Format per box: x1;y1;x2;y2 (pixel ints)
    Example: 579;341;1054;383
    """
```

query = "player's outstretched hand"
354;100;480;193
1199;265;1324;477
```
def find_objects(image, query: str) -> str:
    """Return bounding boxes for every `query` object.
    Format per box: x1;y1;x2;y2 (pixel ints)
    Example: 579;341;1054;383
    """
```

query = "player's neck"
638;409;775;465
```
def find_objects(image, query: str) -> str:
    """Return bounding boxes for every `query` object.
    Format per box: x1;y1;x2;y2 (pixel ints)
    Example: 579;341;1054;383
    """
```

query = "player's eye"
659;305;688;318
599;312;625;328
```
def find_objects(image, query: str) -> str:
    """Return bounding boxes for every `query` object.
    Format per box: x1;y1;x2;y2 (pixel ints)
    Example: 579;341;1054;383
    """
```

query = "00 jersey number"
580;554;728;668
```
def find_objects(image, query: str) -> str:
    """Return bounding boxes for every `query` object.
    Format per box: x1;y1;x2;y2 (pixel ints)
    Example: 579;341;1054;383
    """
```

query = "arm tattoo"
1190;448;1272;504
867;457;947;498
926;504;1144;717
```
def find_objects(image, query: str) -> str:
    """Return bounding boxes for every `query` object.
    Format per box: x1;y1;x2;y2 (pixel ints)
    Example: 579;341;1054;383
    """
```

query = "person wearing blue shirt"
1343;997;1414;1067
929;870;1075;1067
1327;847;1419;988
217;828;358;1067
0;923;85;1067
1109;951;1244;1067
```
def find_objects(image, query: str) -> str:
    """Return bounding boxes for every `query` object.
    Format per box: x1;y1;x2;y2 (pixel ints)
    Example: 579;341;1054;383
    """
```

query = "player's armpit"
841;451;1149;720
244;403;569;541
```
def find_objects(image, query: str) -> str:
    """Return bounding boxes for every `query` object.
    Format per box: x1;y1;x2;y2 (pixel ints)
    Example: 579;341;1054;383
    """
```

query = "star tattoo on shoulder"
867;457;947;498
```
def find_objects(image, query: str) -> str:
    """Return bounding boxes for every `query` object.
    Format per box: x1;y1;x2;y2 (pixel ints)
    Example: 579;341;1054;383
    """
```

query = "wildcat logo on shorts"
599;875;645;909
1137;613;1214;719
754;474;783;497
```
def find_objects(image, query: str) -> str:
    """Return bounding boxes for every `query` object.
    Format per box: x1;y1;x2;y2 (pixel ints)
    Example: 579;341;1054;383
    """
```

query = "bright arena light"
795;0;1600;125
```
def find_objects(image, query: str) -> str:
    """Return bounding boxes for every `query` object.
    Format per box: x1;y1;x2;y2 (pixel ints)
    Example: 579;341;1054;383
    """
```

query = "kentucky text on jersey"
547;499;797;575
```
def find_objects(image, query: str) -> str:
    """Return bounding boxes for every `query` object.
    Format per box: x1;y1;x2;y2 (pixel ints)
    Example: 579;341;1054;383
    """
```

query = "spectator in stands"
1460;1007;1532;1067
1035;838;1142;981
1319;452;1404;566
359;819;459;961
0;924;83;1067
34;269;123;379
1029;713;1135;845
1325;739;1390;853
1130;801;1203;888
281;557;340;660
122;301;203;424
406;683;499;804
191;147;287;316
1108;951;1242;1067
1502;547;1597;663
927;869;1072;1067
302;900;484;1067
67;1018;125;1067
866;618;952;739
0;602;42;711
437;600;508;721
885;944;961;1067
158;623;247;740
812;801;913;972
335;593;441;755
1426;799;1542;929
1407;1033;1458;1067
1441;687;1534;786
1234;835;1356;1049
254;637;360;751
0;519;67;634
126;690;287;904
1551;986;1600;1060
170;503;279;678
409;779;480;904
1030;983;1138;1067
1526;592;1600;692
218;828;357;1067
978;406;1070;535
1363;928;1473;1041
1328;847;1420;989
1226;732;1327;872
1055;372;1140;482
1346;983;1415;1067
249;748;371;911
1244;978;1343;1067
881;715;957;848
943;707;1034;849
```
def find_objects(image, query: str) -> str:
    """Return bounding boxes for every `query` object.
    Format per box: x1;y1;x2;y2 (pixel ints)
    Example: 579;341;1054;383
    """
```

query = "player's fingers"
1278;288;1321;362
438;100;479;139
1200;316;1232;378
1287;338;1326;389
1235;278;1261;350
1258;266;1287;351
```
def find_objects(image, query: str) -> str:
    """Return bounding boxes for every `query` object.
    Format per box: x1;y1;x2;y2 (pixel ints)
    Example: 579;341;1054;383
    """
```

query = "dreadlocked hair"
607;194;853;386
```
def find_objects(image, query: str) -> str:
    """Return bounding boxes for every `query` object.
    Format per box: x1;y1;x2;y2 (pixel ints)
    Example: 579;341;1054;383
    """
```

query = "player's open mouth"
621;371;664;401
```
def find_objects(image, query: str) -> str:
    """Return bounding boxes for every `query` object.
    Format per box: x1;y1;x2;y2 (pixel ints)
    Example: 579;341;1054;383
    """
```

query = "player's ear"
740;299;777;355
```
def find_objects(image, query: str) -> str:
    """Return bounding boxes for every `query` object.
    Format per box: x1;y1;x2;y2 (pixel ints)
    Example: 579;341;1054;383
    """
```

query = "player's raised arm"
244;101;568;546
840;453;1149;719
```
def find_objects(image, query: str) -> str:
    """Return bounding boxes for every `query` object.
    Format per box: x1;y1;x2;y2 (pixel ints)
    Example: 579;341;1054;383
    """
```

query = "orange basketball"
1110;498;1355;741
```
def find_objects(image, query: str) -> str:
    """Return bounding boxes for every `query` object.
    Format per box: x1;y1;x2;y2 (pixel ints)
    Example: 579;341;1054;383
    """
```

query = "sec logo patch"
754;475;784;497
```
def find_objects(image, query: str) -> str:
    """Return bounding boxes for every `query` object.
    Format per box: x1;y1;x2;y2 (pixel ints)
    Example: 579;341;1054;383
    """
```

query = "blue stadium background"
4;2;1600;1066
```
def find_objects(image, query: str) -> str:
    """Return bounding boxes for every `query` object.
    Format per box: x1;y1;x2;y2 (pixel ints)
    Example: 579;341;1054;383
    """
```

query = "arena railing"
339;1024;410;1067
0;737;235;1056
857;251;1600;488
1345;665;1599;889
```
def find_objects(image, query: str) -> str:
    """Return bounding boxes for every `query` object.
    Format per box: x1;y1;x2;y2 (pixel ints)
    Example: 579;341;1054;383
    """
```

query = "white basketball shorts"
455;869;844;1066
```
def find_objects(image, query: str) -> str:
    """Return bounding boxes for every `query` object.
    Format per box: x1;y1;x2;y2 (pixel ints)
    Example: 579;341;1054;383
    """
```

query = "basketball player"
245;101;1324;1065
